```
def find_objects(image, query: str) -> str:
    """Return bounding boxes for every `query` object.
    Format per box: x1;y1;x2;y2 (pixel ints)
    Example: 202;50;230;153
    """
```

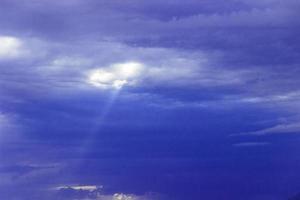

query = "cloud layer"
1;0;300;200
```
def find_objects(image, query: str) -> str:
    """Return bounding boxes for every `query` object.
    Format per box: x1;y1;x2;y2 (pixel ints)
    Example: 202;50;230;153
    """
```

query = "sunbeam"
77;89;122;156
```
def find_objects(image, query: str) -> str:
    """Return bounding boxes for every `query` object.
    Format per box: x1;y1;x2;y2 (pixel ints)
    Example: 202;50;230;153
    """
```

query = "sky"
0;0;300;200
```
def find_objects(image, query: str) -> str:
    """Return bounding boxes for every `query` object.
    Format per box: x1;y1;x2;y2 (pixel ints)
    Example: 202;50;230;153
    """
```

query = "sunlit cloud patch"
53;184;162;200
0;36;24;59
88;62;144;89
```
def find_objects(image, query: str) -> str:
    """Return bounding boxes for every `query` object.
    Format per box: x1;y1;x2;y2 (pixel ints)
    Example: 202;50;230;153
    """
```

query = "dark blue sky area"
0;1;300;200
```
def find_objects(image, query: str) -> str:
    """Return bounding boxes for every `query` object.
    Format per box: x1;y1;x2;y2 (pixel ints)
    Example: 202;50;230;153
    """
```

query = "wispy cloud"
237;121;300;136
53;185;163;200
233;142;270;147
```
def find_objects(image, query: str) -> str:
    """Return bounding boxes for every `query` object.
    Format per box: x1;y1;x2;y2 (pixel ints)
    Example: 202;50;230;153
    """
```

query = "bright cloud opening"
88;62;144;89
0;36;23;59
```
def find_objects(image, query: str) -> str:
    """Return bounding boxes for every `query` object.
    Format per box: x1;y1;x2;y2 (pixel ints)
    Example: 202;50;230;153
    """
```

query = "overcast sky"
0;0;300;200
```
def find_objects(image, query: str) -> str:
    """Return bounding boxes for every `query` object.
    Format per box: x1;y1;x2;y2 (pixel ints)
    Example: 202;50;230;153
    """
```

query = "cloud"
88;62;144;89
239;122;300;136
0;35;252;98
0;33;299;116
233;142;270;147
0;163;60;190
54;185;103;199
55;185;102;192
0;1;299;200
0;164;57;177
0;36;25;59
53;185;163;200
0;112;20;141
166;4;299;28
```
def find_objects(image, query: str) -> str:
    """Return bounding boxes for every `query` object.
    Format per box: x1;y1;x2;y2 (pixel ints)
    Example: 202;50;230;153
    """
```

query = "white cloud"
51;57;91;69
86;52;249;91
55;185;102;192
0;35;47;61
0;36;286;110
109;192;162;200
88;62;144;89
0;36;24;59
0;34;254;96
113;193;135;200
54;184;162;200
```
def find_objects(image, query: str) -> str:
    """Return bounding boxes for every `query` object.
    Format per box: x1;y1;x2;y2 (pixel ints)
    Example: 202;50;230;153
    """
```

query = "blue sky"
0;0;300;200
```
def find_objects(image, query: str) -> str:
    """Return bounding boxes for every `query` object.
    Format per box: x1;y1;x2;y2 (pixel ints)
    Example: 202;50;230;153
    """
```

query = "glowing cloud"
0;36;24;59
113;193;134;200
88;62;144;89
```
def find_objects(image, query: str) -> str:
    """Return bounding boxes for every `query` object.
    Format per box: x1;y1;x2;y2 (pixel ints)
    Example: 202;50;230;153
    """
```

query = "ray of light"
78;88;122;157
